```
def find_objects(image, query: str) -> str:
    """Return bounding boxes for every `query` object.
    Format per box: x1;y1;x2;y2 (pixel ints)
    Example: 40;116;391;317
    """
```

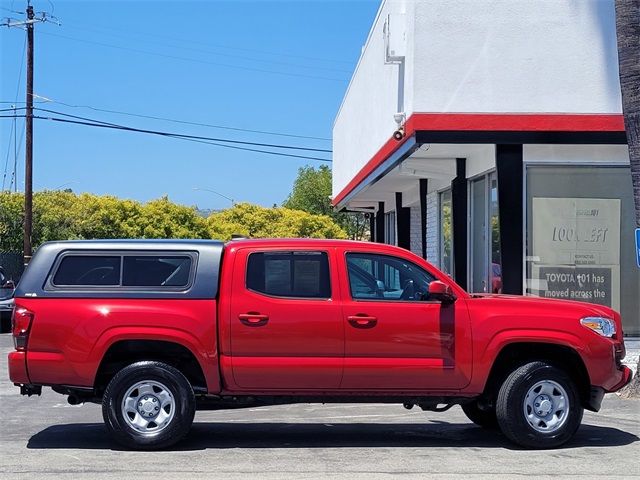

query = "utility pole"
24;3;34;265
2;3;59;266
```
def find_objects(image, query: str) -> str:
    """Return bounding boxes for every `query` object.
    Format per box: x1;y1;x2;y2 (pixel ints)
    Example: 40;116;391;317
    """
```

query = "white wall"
333;1;416;199
333;0;622;198
412;0;621;115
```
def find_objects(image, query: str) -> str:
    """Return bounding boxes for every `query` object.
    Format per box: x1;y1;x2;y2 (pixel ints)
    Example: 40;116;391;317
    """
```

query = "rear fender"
89;327;220;393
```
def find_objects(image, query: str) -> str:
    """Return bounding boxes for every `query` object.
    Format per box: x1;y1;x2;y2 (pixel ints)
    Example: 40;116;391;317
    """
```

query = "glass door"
470;176;487;292
469;172;501;293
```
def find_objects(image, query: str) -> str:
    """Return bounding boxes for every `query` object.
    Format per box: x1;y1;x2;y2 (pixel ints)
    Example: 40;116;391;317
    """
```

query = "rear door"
338;248;472;390
227;247;343;390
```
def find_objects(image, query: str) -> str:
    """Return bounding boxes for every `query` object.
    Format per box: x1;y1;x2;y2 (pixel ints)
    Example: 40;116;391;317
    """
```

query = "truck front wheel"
102;361;196;450
496;361;583;449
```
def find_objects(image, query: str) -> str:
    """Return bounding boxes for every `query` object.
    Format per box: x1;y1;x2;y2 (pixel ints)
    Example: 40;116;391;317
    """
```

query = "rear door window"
246;251;331;299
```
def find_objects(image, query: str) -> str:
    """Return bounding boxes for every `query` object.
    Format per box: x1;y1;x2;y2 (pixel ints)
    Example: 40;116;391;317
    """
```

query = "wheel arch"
94;339;208;394
481;342;592;411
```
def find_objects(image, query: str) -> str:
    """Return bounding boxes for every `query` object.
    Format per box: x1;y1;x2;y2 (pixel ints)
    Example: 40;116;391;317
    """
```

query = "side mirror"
2;280;15;290
429;280;457;305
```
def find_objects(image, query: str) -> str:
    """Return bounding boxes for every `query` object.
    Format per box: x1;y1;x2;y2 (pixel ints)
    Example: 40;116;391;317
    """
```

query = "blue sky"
1;0;379;210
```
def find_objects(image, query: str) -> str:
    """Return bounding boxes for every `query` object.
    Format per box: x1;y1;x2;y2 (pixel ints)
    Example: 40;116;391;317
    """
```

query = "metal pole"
23;4;34;266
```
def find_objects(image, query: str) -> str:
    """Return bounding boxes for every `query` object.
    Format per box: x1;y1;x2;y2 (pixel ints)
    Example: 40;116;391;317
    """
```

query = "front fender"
467;329;589;393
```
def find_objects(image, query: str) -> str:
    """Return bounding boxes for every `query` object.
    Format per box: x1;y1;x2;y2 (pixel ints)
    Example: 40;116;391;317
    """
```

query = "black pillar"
395;192;411;250
369;213;376;242
376;201;385;244
496;145;523;294
419;179;428;259
452;158;468;288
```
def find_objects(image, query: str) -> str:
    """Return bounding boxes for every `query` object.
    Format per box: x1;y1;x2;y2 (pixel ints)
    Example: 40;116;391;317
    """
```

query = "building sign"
531;198;620;309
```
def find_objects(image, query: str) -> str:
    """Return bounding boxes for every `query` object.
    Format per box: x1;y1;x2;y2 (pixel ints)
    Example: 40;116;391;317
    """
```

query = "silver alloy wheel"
523;379;569;433
121;380;175;435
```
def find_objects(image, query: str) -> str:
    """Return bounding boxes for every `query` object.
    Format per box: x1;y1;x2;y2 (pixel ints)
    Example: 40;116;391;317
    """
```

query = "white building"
332;0;639;335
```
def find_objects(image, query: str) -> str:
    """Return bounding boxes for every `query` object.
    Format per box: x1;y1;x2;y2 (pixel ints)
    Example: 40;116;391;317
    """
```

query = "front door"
339;249;472;390
228;248;343;390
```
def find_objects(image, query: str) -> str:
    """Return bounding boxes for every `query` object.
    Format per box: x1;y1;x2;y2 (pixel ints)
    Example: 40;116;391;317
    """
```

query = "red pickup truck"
8;239;632;450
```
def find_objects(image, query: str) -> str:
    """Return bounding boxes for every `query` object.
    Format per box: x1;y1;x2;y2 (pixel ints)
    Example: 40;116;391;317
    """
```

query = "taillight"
12;307;34;351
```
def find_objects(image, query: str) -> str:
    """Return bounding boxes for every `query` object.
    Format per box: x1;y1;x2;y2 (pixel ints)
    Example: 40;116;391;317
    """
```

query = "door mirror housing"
428;280;456;305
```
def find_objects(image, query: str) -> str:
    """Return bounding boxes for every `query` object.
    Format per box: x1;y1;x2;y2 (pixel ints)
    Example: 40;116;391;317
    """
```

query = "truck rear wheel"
102;361;195;450
496;361;583;449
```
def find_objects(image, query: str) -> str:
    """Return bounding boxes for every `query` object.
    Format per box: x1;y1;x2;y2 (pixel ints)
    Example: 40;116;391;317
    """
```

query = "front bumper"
585;366;632;412
608;365;633;392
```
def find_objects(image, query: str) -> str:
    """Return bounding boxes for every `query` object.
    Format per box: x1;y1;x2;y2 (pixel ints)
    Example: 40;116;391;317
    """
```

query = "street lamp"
193;187;235;207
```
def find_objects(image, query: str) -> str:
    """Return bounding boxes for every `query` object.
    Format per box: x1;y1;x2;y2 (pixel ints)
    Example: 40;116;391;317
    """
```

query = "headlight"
580;317;616;338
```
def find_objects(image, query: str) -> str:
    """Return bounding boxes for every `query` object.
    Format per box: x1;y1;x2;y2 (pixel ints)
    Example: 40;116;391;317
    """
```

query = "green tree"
0;191;211;251
284;165;333;216
283;165;368;240
207;202;347;241
138;196;209;239
0;192;24;252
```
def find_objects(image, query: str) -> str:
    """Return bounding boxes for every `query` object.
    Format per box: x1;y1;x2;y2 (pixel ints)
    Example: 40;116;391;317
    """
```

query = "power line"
1;113;333;162
34;107;332;153
38;31;347;83
2;36;26;191
61;22;352;74
62;19;354;66
22;96;331;142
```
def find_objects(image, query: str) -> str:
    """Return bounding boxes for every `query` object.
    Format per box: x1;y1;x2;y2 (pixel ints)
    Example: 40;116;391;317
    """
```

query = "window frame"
244;250;332;301
45;250;197;292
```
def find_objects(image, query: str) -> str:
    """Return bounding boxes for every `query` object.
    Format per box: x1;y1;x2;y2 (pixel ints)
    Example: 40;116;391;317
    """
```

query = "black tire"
461;401;498;428
496;361;583;449
102;361;196;450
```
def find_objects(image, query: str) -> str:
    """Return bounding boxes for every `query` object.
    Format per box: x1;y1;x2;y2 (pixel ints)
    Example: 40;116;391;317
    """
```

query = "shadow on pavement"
27;422;639;451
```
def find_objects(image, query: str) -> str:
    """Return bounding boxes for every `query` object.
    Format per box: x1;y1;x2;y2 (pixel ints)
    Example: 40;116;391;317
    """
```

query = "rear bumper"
8;351;29;384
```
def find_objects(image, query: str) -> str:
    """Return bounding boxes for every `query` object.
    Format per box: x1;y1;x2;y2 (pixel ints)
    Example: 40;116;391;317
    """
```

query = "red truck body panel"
8;238;631;400
14;297;220;391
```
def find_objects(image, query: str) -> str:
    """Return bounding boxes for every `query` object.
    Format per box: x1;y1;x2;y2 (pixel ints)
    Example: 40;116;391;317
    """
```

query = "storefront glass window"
490;173;502;293
526;165;639;336
385;211;396;246
439;190;453;276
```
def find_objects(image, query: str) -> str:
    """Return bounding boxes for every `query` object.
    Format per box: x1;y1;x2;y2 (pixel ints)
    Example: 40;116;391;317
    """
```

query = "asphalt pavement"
1;334;639;480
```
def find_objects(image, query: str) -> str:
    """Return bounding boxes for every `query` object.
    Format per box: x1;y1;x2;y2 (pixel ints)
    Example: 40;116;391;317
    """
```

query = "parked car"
0;266;15;333
8;239;632;450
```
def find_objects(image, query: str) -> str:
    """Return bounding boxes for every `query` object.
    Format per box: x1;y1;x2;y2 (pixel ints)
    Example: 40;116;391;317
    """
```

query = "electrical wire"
63;20;354;66
2;36;26;191
61;23;352;74
34;107;332;153
38;31;347;83
1;113;332;162
19;97;331;142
